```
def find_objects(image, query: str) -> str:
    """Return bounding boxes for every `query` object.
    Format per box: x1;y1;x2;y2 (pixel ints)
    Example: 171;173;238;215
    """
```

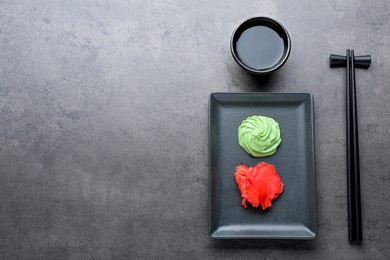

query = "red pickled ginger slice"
234;162;284;210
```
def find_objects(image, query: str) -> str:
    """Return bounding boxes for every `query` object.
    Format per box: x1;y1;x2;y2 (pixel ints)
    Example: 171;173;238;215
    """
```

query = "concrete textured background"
0;0;389;259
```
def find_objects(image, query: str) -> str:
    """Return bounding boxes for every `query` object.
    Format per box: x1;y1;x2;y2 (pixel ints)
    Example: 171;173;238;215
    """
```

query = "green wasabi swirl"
238;115;281;157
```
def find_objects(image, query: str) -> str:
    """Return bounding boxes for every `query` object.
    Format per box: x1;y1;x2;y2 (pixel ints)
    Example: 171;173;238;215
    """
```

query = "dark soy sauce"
236;25;285;70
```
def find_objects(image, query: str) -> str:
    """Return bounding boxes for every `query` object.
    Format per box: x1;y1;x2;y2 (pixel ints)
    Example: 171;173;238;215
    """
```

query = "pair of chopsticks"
330;50;371;243
346;49;362;243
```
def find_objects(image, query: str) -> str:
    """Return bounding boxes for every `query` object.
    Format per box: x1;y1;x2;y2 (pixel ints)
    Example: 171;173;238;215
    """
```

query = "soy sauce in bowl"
231;17;291;75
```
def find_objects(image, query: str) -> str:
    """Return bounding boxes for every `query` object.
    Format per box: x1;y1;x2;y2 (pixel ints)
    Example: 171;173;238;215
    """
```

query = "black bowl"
230;17;291;75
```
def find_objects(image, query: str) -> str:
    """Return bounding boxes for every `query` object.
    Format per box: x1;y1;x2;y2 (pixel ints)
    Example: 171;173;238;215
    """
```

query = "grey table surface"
1;1;389;259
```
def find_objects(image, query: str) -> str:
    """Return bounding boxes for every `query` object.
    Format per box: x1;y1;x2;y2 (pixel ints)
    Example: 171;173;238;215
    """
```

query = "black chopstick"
349;50;362;243
346;49;356;242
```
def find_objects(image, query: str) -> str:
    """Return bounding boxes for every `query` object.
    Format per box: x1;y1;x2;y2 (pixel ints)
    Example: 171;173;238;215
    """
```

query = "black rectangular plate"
209;92;317;239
